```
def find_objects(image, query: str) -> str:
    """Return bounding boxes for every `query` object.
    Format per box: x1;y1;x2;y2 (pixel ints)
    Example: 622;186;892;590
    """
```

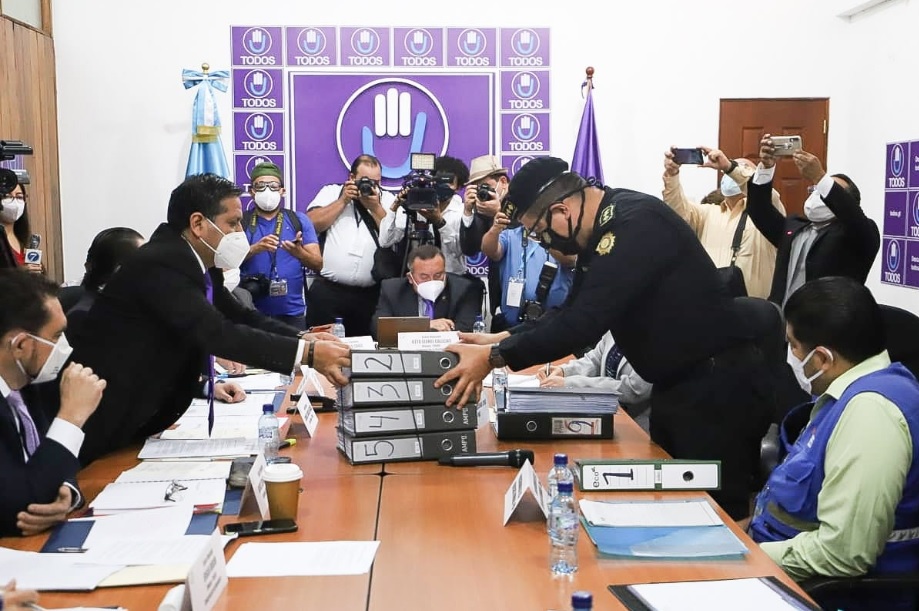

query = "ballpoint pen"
545;363;551;377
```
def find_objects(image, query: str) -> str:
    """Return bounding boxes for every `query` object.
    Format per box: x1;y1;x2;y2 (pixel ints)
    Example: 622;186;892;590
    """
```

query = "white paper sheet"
184;392;280;418
226;541;380;577
0;548;123;591
578;499;722;528
116;461;232;483
160;416;287;440
629;577;813;611
75;535;212;566
80;505;194;550
90;479;227;512
232;372;284;391
482;372;540;388
138;438;259;460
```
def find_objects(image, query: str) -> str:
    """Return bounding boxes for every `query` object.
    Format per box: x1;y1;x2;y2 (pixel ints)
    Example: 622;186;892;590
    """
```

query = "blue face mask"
720;175;742;197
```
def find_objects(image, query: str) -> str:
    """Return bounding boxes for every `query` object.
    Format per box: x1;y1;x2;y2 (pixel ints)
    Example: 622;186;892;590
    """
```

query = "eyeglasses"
164;480;188;502
252;182;282;192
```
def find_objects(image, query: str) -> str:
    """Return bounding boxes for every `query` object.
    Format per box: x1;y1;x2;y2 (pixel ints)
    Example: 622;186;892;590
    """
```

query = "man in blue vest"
750;276;919;610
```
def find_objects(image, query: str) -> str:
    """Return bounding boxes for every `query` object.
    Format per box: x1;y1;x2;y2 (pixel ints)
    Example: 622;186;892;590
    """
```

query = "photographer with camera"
379;155;470;276
480;209;575;333
240;162;321;330
305;154;396;337
0;142;41;274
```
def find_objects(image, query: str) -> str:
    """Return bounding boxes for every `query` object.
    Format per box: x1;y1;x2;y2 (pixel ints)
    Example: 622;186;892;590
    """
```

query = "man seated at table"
371;244;483;338
69;173;351;465
538;331;652;432
0;270;107;536
749;277;919;610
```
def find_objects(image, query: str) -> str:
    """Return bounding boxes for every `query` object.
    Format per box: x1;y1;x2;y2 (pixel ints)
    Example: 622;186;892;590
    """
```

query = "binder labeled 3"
339;378;472;408
349;350;459;378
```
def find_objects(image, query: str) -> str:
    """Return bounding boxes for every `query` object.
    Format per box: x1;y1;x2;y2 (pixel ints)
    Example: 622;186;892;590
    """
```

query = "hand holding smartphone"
671;148;705;165
223;519;298;537
771;135;803;156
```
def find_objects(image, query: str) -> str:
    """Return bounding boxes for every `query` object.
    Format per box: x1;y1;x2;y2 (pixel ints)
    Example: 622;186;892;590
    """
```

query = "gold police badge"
596;231;615;255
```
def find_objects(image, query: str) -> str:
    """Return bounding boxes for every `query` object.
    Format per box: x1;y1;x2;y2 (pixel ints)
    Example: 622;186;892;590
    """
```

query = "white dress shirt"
0;374;84;461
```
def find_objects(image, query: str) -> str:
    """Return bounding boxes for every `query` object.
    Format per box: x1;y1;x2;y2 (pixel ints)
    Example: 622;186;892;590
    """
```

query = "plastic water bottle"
548;481;579;575
472;315;486;334
258;403;280;463
492;367;508;411
332;317;346;339
571;591;592;610
547;453;575;502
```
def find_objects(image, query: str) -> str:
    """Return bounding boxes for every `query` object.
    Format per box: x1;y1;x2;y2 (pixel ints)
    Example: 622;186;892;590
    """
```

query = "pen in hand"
545;363;551;377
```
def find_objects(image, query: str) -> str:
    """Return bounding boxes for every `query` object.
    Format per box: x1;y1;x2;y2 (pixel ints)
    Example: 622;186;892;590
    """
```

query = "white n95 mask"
14;333;73;385
787;344;832;395
254;190;281;212
223;267;241;292
0;198;25;223
720;175;743;198
804;190;835;223
415;279;445;302
203;219;250;270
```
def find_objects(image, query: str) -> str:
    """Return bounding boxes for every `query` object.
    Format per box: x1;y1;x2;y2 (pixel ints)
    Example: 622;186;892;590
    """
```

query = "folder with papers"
609;576;820;610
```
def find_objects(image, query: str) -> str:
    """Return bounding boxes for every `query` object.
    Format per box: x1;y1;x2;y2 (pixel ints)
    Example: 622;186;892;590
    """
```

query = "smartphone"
671;148;704;165
223;519;298;537
771;135;802;156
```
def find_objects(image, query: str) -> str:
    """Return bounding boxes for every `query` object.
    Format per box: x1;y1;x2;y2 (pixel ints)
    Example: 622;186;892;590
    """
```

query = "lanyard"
248;211;286;275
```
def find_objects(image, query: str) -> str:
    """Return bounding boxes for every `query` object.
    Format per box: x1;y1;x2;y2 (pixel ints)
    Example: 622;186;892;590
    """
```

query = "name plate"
397;331;459;351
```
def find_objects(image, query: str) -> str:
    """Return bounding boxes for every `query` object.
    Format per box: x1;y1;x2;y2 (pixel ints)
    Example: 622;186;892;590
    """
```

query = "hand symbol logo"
360;86;428;179
513;73;539;99
512;29;539;57
512;114;540;141
246;114;273;141
459;29;485;56
245;70;271;98
406;29;433;56
352;29;379;56
245;28;270;55
298;28;326;55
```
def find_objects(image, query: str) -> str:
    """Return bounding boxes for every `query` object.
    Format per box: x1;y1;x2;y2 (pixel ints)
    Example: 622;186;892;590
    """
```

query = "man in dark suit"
70;173;351;465
371;244;483;338
746;134;880;306
0;269;106;536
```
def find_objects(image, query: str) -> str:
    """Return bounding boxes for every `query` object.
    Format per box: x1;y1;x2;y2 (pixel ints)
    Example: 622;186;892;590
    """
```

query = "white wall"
52;0;918;312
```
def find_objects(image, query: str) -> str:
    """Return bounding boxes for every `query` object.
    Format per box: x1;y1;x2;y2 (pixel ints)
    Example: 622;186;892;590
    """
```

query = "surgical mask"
14;333;73;385
0;198;25;223
254;190;281;212
787;345;832;395
223;267;241;292
202;219;250;270
720;175;742;198
804;190;834;223
414;278;445;302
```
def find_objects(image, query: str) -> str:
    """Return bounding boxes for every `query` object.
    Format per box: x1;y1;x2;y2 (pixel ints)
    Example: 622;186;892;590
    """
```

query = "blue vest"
750;363;919;575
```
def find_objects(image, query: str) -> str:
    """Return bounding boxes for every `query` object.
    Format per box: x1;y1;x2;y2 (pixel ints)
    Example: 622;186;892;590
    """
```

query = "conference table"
0;378;811;610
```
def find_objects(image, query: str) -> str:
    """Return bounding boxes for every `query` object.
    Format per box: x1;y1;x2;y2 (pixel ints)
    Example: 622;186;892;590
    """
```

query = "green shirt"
760;351;914;580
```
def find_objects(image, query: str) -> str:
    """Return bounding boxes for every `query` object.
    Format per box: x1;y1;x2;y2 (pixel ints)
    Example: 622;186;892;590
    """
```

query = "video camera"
0;140;33;197
520;261;559;322
401;153;455;212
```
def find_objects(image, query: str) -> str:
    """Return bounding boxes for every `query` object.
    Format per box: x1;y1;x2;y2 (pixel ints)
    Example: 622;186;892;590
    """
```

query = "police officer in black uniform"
438;157;772;519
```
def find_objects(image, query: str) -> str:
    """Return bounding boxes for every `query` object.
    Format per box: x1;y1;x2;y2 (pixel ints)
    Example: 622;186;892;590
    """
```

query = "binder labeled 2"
349;350;459;378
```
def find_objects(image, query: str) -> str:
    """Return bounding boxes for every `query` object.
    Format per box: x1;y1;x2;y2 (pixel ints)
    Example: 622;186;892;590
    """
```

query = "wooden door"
719;99;829;217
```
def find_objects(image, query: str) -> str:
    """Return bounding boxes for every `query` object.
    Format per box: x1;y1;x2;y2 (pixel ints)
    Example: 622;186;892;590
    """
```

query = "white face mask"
202;219;250;270
0;198;25;223
720;175;743;198
223;267;241;292
787;344;832;395
804;190;834;223
14;333;73;385
413;278;445;302
253;190;281;212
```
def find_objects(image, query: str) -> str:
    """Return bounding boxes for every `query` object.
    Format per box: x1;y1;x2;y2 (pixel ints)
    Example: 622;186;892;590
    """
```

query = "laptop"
376;316;431;348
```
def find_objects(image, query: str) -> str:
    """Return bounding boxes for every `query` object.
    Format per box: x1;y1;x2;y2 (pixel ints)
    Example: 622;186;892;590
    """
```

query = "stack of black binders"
336;350;478;464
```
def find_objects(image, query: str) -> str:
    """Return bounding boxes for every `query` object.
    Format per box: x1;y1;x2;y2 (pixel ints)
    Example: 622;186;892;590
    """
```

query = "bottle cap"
557;481;573;494
262;403;274;414
571;591;593;608
335;317;343;323
553;453;568;466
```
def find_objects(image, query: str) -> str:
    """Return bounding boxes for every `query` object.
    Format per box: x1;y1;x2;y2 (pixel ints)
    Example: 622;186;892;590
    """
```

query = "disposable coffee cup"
263;463;303;520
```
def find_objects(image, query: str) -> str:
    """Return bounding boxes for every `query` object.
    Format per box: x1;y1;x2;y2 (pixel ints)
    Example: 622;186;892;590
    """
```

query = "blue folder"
581;517;749;560
41;512;221;553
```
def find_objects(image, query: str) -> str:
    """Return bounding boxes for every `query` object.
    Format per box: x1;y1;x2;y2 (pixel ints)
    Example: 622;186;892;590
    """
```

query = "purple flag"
571;83;603;183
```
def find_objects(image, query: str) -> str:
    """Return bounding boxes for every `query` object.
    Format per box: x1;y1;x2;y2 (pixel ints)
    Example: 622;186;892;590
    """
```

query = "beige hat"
465;154;508;186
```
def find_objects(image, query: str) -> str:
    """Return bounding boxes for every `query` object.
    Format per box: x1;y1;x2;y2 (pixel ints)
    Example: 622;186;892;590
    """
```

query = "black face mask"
539;190;586;255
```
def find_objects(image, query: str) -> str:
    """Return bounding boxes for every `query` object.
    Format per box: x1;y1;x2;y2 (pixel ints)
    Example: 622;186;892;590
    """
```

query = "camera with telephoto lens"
476;184;496;202
355;176;377;198
401;152;455;212
520;261;559;322
0;140;33;198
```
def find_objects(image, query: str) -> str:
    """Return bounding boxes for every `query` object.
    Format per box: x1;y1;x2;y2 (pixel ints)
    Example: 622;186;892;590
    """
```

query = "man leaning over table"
749;277;919;611
0;269;106;536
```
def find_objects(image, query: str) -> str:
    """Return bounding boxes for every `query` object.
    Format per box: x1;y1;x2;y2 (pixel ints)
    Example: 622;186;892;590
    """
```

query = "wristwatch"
724;159;738;175
488;344;506;368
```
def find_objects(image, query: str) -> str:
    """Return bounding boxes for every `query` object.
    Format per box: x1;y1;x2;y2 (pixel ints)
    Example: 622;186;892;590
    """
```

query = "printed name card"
502;459;550;525
397;331;459;351
296;392;319;437
186;529;228;611
239;452;270;519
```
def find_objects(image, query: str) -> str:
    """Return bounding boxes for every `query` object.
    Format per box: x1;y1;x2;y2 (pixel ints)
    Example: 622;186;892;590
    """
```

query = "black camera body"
403;172;454;212
519;261;559;323
239;274;271;300
476;184;495;202
355;177;377;198
0;140;33;198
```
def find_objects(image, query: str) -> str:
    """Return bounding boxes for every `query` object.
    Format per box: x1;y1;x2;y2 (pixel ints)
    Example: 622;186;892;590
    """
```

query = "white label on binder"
582;464;656;490
660;463;720;489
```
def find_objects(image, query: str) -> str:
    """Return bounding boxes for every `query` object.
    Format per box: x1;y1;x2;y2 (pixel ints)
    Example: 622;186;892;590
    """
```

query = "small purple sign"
340;27;391;67
285;27;337;67
231;26;283;67
232;68;283;110
393;28;444;67
464;252;489;278
500;28;550;68
906;239;919;288
884;190;908;237
233;111;284;153
881;238;906;286
445;28;497;68
501;70;549;111
502;154;548;177
910;190;919;239
501;112;550;154
233;153;285;192
910;141;919;189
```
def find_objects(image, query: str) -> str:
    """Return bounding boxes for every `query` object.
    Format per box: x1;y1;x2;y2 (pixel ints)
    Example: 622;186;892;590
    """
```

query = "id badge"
269;278;288;297
506;278;525;308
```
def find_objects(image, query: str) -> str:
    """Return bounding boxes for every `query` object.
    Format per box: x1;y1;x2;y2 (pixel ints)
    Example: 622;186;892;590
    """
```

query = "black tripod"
399;208;442;275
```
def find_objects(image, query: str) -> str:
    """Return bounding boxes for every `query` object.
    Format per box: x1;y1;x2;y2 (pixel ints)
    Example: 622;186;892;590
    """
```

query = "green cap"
250;162;283;182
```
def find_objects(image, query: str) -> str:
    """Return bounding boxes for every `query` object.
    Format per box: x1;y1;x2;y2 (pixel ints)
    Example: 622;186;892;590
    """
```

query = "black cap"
502;157;569;221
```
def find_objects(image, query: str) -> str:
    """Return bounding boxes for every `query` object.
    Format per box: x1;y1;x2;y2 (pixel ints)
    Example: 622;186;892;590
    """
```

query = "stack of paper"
183;392;281;419
579;498;748;559
90;479;228;514
612;577;819;610
232;372;284;391
115;461;232;484
0;548;124;591
226;541;380;577
505;386;618;413
138;437;259;460
161;415;288;440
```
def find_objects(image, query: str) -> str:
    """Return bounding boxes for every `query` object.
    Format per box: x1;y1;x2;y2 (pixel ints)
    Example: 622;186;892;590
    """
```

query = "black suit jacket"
70;223;301;465
371;272;483;338
459;212;503;318
746;179;880;305
0;384;80;536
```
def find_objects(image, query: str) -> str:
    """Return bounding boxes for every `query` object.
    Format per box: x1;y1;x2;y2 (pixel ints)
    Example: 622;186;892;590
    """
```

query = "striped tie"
8;390;40;457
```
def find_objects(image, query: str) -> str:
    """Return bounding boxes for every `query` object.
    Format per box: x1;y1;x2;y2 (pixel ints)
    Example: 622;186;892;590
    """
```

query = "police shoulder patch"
596;231;616;255
598;203;615;227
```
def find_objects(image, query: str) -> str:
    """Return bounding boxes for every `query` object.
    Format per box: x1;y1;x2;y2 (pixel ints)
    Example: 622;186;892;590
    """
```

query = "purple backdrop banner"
232;26;283;66
501;70;549;111
232;68;283;109
445;28;497;68
393;28;445;67
233;111;284;153
500;28;550;67
340;27;391;67
501;112;550;154
882;140;919;290
285;27;337;67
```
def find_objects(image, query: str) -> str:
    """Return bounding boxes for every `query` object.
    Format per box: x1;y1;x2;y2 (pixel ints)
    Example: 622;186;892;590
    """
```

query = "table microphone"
438;449;535;468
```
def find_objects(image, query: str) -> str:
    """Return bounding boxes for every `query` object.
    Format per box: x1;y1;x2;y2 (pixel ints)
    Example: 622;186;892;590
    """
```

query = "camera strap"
352;200;381;247
729;210;748;267
244;207;306;284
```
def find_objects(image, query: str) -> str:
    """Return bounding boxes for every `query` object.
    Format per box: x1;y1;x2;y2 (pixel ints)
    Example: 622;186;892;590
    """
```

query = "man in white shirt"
305;154;396;336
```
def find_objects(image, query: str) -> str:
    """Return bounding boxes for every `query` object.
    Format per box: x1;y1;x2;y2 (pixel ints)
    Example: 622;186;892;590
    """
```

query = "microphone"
438;449;535;468
27;233;40;250
24;233;42;266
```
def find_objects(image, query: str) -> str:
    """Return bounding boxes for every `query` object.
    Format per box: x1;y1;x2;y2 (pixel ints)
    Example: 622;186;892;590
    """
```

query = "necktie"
8;390;39;457
604;344;624;379
423;299;435;319
203;271;216;436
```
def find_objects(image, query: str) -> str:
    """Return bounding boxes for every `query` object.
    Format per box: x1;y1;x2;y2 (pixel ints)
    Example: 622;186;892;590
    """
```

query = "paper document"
90;478;227;513
76;535;212;566
579;499;722;528
138;437;259;460
627;577;815;611
232;372;284;391
341;335;376;350
226;541;380;577
483;372;540;388
185;392;280;418
81;505;194;550
116;460;232;483
161;416;287;440
0;547;123;591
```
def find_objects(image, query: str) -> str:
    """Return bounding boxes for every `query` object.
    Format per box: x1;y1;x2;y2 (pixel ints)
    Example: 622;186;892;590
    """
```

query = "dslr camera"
355;176;378;197
0;140;33;198
520;261;559;322
476;184;495;202
239;273;271;300
401;153;455;212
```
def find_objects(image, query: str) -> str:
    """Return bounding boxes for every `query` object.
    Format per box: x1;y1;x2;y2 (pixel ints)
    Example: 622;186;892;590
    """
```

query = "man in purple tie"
371;244;483;339
0;269;106;536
